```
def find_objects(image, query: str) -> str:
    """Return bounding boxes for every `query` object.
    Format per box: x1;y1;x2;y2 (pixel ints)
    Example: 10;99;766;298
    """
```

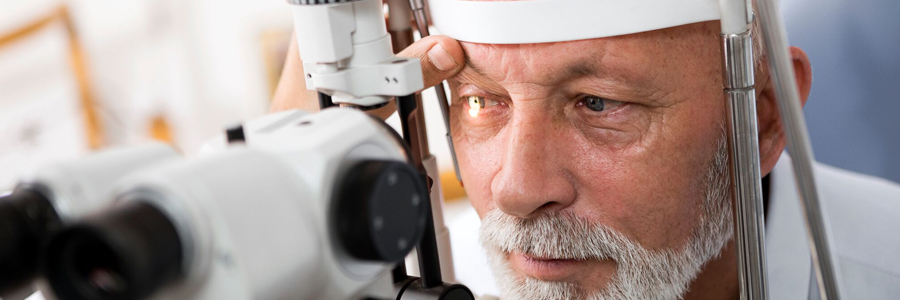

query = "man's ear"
756;46;813;175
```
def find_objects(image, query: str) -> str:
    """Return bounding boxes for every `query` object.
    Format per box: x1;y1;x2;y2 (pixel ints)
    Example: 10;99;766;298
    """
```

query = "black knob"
334;160;428;263
286;0;362;5
0;189;61;295
43;201;183;300
396;279;476;300
226;124;245;144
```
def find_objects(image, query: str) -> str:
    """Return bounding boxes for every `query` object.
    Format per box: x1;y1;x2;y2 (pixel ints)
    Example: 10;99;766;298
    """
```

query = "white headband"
428;0;745;44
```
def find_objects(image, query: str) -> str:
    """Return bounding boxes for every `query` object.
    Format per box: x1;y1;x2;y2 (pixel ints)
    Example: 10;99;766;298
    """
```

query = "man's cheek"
454;133;505;217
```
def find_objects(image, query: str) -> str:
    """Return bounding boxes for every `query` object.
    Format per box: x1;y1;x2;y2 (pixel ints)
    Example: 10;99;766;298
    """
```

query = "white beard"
479;138;733;300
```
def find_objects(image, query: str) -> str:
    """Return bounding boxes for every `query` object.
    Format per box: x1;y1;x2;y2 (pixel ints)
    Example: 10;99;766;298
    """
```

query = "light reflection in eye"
467;96;486;118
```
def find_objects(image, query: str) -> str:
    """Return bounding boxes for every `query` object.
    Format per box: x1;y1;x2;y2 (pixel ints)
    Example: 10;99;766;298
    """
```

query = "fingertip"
397;35;466;87
425;35;466;71
398;35;466;72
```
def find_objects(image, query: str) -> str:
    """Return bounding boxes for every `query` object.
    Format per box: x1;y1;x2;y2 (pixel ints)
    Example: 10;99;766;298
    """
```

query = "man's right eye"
465;96;501;117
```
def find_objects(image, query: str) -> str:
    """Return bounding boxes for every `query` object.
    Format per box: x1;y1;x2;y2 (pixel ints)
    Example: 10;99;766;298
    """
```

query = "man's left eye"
579;95;624;112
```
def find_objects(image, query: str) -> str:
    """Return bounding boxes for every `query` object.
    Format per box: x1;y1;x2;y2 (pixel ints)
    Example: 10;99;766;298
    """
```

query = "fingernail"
428;43;457;72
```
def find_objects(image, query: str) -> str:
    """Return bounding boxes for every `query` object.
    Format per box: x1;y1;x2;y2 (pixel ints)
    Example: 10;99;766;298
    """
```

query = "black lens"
43;201;183;300
334;160;428;263
0;189;61;295
61;230;130;299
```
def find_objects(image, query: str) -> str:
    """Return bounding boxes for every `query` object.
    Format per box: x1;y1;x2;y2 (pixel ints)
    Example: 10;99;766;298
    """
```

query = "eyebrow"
560;59;658;95
464;58;610;83
453;61;507;95
464;60;491;79
458;56;657;98
563;63;598;79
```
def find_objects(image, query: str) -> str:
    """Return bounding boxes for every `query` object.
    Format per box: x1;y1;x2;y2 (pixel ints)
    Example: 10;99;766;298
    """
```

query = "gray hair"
480;136;734;300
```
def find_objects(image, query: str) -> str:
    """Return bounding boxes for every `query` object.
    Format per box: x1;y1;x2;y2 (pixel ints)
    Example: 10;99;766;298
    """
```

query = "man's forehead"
459;40;620;83
456;22;721;87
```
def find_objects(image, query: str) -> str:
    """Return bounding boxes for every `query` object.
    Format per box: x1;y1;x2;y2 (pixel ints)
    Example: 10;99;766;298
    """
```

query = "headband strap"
428;0;723;44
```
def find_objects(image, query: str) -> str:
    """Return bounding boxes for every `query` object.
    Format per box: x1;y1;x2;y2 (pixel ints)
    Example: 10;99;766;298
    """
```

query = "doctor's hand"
269;35;465;120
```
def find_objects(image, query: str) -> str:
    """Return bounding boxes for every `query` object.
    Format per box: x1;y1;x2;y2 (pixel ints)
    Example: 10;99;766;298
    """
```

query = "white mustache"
479;210;642;262
477;136;733;300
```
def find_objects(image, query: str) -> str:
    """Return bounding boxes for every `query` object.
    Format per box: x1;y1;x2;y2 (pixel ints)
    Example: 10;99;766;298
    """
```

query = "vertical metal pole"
409;0;464;183
723;29;770;300
756;0;844;298
386;0;416;284
397;94;444;289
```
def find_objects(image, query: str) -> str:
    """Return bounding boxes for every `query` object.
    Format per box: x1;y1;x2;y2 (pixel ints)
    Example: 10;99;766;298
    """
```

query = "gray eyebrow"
461;56;657;97
562;62;599;79
464;60;491;79
464;59;598;83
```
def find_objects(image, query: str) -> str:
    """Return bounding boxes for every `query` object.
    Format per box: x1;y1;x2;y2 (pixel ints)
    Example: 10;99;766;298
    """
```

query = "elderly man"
272;2;900;299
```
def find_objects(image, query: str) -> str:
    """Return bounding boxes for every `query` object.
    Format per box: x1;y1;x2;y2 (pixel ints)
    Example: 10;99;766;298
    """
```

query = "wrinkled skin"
271;19;813;300
445;21;811;300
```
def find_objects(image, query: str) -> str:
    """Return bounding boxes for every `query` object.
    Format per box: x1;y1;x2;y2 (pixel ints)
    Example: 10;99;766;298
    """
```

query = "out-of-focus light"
467;96;484;118
468;106;481;118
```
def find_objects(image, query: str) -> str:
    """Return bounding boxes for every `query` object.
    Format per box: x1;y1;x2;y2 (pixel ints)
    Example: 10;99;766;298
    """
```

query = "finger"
397;35;465;88
345;100;398;120
271;36;320;113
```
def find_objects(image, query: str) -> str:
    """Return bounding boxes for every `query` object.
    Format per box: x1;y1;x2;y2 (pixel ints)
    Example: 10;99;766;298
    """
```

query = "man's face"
447;22;733;298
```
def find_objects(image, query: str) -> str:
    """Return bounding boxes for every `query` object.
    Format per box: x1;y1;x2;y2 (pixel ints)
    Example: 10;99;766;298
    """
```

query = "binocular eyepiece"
43;201;182;300
40;159;429;300
2;108;469;300
0;189;61;295
1;143;180;297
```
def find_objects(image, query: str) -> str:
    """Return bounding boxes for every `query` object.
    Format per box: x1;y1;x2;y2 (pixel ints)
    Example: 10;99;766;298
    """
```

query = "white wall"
0;0;460;189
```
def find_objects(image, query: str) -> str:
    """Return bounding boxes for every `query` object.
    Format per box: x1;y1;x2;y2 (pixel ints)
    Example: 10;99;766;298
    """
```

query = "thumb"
397;35;465;88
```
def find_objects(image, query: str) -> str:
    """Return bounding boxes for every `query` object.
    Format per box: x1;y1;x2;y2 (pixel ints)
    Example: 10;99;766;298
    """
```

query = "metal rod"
722;30;770;300
392;263;409;283
409;0;463;183
387;13;413;280
389;0;459;284
397;94;443;288
387;0;433;156
386;0;414;52
415;195;443;288
318;92;335;109
414;94;431;156
756;0;844;298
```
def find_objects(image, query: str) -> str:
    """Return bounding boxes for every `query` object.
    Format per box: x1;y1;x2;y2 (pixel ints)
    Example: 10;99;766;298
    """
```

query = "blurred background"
0;0;464;201
0;0;293;189
0;0;898;192
782;0;900;185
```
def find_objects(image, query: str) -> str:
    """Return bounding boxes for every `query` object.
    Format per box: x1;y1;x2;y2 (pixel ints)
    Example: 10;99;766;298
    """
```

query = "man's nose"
491;114;576;218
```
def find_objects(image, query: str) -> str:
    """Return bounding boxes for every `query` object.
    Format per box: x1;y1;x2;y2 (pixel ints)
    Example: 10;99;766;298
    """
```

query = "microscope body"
290;0;424;106
15;0;466;298
103;148;324;300
162;108;407;300
18;143;179;222
42;108;426;300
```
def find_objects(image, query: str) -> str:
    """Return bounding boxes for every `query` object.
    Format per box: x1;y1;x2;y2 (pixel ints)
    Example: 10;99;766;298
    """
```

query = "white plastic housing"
719;0;753;34
427;0;755;42
291;0;424;106
115;108;408;300
18;143;179;222
114;149;322;300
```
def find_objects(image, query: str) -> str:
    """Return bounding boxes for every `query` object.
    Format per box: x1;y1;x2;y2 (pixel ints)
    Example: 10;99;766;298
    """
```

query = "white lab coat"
447;154;900;299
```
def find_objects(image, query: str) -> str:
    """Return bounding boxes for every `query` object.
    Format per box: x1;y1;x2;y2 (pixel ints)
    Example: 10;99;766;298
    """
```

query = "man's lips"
510;252;584;281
